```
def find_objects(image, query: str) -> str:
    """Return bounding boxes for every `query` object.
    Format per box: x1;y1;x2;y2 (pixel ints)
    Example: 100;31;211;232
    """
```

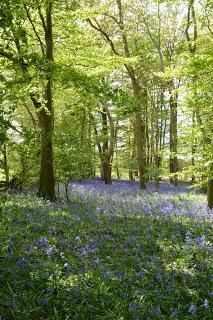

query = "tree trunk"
102;158;112;184
38;0;55;200
207;161;213;209
191;110;196;183
131;81;146;189
169;90;178;186
65;179;70;202
135;112;146;189
129;171;134;180
2;143;9;190
207;179;213;209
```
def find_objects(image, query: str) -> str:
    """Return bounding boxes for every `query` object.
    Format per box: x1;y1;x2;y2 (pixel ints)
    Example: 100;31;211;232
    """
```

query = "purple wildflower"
102;266;109;280
203;299;209;308
188;304;197;315
88;242;96;249
129;302;138;312
36;237;49;247
60;252;66;259
81;248;88;256
114;271;125;279
92;258;100;269
156;274;163;282
150;305;160;315
46;245;57;257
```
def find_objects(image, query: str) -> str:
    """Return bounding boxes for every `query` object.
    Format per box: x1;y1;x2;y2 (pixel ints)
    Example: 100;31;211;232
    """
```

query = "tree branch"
24;5;45;56
185;0;197;54
38;4;47;33
87;18;120;56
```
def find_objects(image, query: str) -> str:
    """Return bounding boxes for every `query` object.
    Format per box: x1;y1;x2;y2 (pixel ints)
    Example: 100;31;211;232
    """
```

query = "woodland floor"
0;178;212;319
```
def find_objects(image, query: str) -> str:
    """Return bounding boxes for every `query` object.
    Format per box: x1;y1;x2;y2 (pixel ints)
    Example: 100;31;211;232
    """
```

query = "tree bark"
102;158;112;184
38;0;55;200
90;105;114;184
207;177;213;209
114;125;120;179
134;111;146;188
102;105;114;184
2;143;9;190
191;110;196;183
169;89;178;186
207;178;213;210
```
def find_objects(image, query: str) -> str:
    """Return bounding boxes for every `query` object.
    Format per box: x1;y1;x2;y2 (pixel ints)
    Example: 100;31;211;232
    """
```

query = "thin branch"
24;104;38;128
143;17;158;48
38;4;47;33
185;0;197;54
157;3;161;49
0;47;17;63
201;2;213;37
24;5;45;55
115;0;137;82
103;13;120;26
143;16;164;70
87;18;120;56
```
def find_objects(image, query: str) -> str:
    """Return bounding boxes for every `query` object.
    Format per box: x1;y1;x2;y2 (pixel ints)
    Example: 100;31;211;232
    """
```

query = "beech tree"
0;0;55;199
87;0;147;189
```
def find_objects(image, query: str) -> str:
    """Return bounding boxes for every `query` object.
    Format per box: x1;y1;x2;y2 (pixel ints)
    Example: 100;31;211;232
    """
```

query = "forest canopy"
0;0;212;207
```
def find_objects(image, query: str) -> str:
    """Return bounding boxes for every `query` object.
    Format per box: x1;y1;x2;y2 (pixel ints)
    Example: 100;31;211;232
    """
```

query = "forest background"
0;0;212;207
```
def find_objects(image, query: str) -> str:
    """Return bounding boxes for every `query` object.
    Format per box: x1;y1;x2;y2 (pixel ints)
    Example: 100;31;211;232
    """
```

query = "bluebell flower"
188;304;197;315
156;274;163;282
102;266;109;280
166;282;173;292
203;299;209;308
36;237;49;247
92;258;100;269
114;271;125;279
129;302;138;312
81;248;88;256
46;245;56;257
183;245;190;250
16;256;26;267
170;308;179;317
150;305;160;315
88;242;96;249
60;252;66;259
185;231;192;244
196;235;205;243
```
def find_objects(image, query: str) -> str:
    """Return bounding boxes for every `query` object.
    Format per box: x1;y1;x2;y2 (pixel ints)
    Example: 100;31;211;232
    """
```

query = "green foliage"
145;163;161;180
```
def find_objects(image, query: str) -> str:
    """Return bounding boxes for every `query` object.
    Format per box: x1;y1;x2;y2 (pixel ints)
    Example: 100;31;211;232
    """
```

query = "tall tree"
0;0;55;199
38;0;55;199
87;0;147;188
